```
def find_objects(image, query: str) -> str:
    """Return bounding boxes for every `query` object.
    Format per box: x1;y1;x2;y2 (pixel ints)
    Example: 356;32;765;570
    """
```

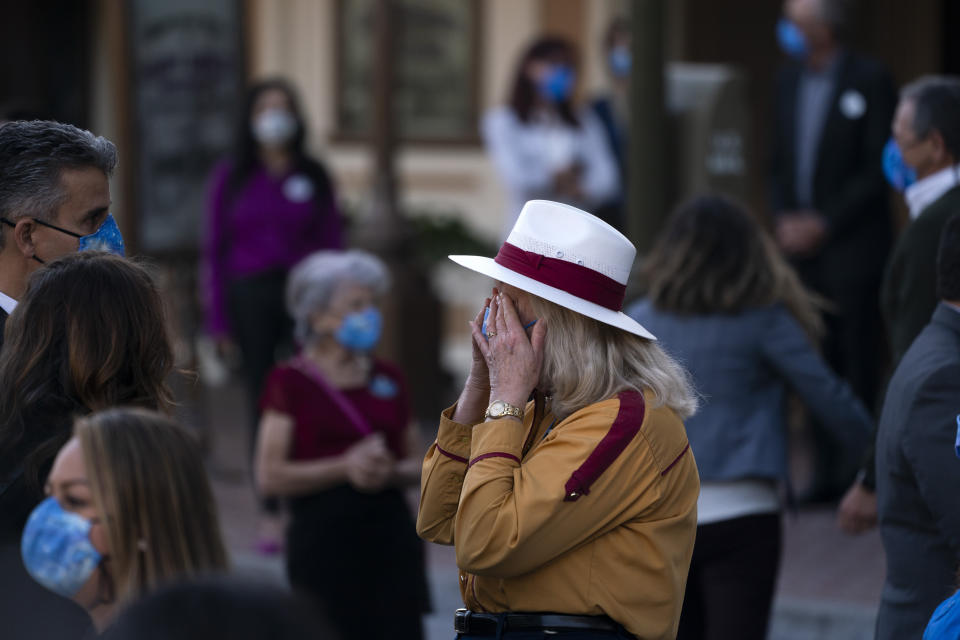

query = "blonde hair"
522;291;698;420
75;408;228;605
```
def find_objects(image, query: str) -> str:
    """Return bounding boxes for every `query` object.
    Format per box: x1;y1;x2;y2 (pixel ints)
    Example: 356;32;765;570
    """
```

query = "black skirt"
287;485;430;640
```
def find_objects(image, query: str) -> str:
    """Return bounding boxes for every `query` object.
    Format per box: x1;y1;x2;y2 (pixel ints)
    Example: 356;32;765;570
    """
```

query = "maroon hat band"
493;242;626;311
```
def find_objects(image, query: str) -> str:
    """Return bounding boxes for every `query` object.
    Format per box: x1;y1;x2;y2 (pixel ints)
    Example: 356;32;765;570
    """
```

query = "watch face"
489;401;505;416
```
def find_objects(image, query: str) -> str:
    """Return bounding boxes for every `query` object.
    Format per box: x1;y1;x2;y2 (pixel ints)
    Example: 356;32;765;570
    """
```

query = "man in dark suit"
838;77;960;533
875;213;960;640
0;121;117;350
0;120;118;639
881;77;960;363
770;0;896;498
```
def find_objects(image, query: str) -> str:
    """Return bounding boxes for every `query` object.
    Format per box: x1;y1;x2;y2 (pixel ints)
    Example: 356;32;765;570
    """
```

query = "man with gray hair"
0;120;118;345
838;76;960;534
770;0;896;501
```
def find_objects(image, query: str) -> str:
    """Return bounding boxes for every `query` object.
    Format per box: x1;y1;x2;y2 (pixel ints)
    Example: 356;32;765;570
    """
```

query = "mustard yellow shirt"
417;390;699;639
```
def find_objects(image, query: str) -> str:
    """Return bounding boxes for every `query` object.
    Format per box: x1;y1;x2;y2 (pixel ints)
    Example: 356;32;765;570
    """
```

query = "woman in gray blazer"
628;195;873;640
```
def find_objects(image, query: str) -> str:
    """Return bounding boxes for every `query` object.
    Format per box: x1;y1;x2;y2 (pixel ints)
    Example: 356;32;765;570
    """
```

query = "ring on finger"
486;330;497;338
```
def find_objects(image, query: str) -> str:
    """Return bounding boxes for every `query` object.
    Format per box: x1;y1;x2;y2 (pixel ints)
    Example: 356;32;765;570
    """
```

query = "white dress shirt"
0;290;17;315
482;105;620;238
905;163;960;220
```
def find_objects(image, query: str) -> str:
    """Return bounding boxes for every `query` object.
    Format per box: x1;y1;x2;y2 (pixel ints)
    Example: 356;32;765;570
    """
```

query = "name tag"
370;374;399;399
839;89;866;120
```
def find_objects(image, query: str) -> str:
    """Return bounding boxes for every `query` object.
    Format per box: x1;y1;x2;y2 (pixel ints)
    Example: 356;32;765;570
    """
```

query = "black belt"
454;609;621;635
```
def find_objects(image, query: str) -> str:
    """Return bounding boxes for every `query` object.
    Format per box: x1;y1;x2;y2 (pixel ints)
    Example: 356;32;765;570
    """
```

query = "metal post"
628;0;667;253
368;0;400;246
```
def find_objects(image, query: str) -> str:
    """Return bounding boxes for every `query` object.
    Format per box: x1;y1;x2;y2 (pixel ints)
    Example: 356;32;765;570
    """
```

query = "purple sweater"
202;160;344;336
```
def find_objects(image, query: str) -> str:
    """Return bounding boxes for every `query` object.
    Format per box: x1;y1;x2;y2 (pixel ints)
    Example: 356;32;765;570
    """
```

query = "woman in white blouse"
483;37;620;238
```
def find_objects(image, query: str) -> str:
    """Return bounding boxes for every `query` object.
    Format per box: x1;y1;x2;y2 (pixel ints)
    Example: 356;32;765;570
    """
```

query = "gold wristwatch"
485;400;524;421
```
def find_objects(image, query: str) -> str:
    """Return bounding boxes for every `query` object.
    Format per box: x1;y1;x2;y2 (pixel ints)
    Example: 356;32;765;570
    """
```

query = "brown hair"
75;408;228;604
508;36;579;126
0;252;174;493
640;195;824;339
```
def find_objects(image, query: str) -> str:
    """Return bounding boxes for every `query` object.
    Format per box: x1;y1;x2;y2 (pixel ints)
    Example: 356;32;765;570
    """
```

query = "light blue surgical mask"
481;306;537;340
883;137;918;192
776;18;808;60
608;47;631;77
21;496;102;598
538;66;576;103
336;307;382;352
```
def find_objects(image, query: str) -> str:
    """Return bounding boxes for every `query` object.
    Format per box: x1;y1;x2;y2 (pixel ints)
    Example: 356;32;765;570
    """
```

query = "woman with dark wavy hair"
627;194;873;640
201;77;344;552
483;37;619;237
0;251;174;640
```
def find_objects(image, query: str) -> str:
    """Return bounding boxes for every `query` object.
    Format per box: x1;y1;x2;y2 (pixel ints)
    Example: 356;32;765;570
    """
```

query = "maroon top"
260;359;410;461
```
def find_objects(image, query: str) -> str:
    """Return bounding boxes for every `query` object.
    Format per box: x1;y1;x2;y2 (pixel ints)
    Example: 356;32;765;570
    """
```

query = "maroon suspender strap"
563;391;646;502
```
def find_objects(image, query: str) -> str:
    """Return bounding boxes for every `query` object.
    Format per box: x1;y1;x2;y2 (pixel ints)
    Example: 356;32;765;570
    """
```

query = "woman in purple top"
201;78;344;551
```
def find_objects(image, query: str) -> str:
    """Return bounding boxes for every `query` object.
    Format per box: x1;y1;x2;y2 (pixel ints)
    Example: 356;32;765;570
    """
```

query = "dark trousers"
677;513;782;640
810;274;885;498
227;269;294;513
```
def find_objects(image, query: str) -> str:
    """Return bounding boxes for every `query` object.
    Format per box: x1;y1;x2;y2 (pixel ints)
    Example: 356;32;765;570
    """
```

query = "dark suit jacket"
875;304;960;640
770;50;896;289
881;187;960;365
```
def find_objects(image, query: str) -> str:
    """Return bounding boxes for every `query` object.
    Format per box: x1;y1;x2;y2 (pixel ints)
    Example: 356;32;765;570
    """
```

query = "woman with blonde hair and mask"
0;252;175;640
628;194;873;640
21;407;228;635
418;200;700;640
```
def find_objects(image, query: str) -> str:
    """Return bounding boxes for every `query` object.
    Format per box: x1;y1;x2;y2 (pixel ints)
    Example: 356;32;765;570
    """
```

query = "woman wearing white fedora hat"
417;200;700;639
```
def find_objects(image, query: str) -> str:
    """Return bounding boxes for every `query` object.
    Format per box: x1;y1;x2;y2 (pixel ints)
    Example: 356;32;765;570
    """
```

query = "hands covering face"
468;288;548;412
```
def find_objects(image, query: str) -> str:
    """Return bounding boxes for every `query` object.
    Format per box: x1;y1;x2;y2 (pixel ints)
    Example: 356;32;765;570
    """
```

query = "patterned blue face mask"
27;213;126;262
335;307;382;352
481;306;537;341
776;18;808;60
538;66;576;103
883;137;918;193
21;496;102;598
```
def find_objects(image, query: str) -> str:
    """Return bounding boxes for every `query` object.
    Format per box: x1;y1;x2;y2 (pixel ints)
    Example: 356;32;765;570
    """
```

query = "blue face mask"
481;306;537;340
883;137;918;192
31;213;126;262
538;66;576;103
0;213;125;263
336;307;382;352
776;18;809;60
608;47;631;77
21;496;102;598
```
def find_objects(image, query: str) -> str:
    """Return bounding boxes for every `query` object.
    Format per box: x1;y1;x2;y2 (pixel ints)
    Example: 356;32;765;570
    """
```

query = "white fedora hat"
449;200;656;340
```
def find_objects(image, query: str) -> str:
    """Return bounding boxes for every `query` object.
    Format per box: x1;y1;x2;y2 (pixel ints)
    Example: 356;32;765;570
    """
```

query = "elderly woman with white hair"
418;200;700;640
254;249;429;640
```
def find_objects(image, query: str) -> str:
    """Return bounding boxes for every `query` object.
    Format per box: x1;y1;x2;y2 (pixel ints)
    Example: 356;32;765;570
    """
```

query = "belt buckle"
454;608;471;634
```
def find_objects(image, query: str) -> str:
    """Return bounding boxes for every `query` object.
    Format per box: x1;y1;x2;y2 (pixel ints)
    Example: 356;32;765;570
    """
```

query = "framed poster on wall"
335;0;481;144
129;0;244;253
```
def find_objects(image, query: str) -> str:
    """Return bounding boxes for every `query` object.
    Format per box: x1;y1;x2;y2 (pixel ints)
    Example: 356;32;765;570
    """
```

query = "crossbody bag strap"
291;355;374;437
